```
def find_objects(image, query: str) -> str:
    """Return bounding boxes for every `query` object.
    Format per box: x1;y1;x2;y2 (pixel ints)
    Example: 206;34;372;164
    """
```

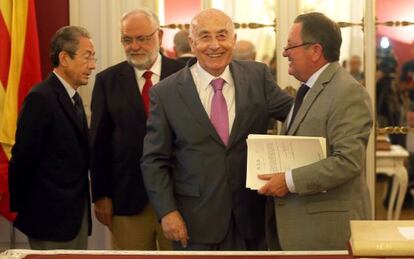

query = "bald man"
141;8;292;250
233;40;256;61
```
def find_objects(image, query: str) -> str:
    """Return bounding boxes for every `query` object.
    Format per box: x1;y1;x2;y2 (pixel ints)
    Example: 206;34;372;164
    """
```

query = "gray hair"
174;30;191;54
50;26;91;67
121;9;160;29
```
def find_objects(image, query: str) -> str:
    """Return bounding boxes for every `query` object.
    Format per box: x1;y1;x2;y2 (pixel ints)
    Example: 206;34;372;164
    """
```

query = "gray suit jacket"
141;60;293;244
271;62;373;250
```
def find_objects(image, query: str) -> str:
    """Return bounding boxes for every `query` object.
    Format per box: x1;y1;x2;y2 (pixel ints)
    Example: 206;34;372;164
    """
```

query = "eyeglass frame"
72;51;98;63
121;28;159;46
283;42;316;52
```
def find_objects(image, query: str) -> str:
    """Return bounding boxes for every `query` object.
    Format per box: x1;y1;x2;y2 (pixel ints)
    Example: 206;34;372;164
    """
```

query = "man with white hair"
90;9;184;250
141;8;292;250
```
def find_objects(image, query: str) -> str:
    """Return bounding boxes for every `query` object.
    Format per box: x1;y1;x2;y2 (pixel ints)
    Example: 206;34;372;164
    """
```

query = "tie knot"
143;70;153;80
297;84;310;98
73;92;81;103
211;78;225;92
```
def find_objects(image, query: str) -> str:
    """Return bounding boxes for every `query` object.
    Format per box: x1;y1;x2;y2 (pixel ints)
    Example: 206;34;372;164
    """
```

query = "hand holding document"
246;134;326;190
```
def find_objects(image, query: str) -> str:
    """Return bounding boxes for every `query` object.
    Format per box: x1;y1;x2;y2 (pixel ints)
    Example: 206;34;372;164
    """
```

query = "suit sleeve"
90;74;113;202
9;92;51;212
263;65;293;121
140;87;176;219
292;83;373;194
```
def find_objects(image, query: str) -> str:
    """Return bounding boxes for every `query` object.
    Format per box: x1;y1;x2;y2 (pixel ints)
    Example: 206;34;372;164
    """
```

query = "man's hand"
161;210;189;248
94;197;113;231
258;173;289;197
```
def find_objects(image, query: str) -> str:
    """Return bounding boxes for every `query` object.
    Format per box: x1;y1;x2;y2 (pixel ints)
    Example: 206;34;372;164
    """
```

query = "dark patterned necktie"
288;84;310;131
73;92;86;131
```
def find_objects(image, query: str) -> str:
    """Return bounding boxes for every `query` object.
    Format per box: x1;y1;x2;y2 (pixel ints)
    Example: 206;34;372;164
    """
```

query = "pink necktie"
210;78;229;145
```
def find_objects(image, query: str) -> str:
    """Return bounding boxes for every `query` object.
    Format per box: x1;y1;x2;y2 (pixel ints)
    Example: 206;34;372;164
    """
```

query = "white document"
246;134;326;190
398;227;414;240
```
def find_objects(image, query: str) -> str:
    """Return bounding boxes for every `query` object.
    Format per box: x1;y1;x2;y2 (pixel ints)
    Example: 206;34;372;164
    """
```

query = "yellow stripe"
0;0;12;31
0;0;28;151
1;143;12;160
0;1;11;152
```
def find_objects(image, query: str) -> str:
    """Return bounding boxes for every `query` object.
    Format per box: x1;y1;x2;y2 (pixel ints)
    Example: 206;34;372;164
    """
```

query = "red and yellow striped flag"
0;0;42;221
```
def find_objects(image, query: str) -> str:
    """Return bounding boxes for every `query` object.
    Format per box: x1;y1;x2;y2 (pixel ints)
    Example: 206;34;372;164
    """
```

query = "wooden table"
376;145;409;220
0;250;353;259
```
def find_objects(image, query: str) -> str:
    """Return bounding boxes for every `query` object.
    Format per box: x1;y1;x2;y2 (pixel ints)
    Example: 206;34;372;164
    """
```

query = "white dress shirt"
190;62;236;133
134;53;162;93
53;70;77;104
285;63;330;193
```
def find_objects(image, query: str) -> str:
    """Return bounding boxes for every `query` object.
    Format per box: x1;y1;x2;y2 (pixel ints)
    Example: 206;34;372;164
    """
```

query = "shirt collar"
135;53;162;78
53;70;77;98
195;62;233;90
304;62;330;88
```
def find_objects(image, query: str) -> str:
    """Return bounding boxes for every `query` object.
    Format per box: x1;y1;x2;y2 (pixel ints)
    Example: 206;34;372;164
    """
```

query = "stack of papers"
246;134;326;190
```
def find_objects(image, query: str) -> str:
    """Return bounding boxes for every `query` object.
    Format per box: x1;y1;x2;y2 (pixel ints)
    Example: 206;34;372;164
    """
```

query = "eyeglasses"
283;42;315;52
121;29;159;46
74;52;97;63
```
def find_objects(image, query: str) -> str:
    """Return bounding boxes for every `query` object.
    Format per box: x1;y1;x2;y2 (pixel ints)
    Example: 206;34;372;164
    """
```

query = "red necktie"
142;70;153;115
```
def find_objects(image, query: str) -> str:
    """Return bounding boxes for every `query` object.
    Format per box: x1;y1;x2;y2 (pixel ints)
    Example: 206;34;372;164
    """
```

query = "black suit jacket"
90;56;185;215
9;73;91;241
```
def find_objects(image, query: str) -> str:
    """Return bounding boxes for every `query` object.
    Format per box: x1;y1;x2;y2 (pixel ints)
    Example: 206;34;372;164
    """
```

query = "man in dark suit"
90;9;184;250
141;8;292;250
258;12;373;250
9;26;96;249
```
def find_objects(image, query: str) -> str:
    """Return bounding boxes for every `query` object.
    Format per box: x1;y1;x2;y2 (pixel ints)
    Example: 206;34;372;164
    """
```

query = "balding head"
173;30;192;57
188;8;237;76
233;40;256;61
121;9;160;29
190;8;235;39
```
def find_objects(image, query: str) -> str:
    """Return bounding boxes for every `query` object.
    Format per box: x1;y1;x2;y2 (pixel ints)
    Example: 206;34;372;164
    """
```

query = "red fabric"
24;254;354;259
0;148;15;221
141;70;153;115
18;0;42;108
0;11;11;87
0;0;41;222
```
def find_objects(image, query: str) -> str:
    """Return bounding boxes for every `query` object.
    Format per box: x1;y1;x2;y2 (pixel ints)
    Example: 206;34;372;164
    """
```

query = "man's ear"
311;43;324;62
188;36;196;52
58;51;69;67
158;29;164;46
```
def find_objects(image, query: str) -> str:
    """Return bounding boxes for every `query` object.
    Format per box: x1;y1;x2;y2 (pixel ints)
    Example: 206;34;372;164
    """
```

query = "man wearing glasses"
90;9;184;250
9;26;95;249
258;12;373;250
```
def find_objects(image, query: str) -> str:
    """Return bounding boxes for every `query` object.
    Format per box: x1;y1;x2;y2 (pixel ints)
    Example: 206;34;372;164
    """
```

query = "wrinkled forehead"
191;11;234;37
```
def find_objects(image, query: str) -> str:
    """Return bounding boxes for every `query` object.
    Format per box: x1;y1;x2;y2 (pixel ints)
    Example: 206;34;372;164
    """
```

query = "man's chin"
127;57;149;70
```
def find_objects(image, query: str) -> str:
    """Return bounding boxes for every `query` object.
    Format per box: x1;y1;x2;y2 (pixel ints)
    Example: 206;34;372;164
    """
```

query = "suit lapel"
227;62;250;148
49;74;86;136
177;66;223;145
287;62;340;135
119;62;147;119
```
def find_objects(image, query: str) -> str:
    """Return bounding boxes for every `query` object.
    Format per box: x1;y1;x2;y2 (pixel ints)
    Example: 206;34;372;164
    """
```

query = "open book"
349;220;414;257
246;134;326;190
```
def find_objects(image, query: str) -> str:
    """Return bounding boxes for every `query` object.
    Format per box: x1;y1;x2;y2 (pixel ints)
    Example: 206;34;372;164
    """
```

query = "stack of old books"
349;220;414;257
